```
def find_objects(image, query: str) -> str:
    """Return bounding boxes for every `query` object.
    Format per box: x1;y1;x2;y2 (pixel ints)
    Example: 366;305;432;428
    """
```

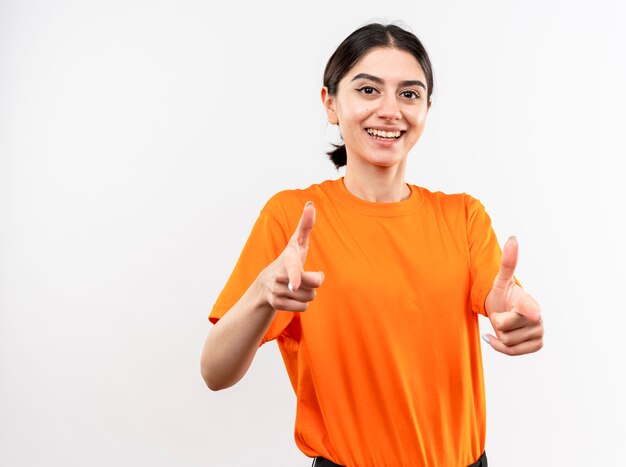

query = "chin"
368;153;406;168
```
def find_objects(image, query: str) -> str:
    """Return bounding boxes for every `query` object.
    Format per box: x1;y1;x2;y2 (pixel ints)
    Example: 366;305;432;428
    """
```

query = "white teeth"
366;128;401;138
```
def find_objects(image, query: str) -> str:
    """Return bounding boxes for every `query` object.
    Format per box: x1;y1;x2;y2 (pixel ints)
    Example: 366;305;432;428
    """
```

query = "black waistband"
313;450;487;467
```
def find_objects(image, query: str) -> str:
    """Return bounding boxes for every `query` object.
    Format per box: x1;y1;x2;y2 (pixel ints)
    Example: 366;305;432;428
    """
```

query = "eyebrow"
350;72;427;90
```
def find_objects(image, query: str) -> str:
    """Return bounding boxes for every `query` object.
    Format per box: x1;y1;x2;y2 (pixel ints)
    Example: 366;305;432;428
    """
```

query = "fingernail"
288;281;293;293
305;201;314;207
481;334;490;344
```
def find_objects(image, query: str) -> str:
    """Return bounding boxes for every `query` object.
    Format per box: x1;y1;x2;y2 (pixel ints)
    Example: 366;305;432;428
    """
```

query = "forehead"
343;47;426;83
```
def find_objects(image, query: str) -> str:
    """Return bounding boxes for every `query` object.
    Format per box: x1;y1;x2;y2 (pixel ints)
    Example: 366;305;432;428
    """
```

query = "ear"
321;86;339;125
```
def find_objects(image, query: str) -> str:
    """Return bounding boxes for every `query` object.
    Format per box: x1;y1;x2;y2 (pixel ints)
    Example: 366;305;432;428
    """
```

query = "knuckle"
498;333;510;345
284;243;299;259
492;315;504;330
497;343;514;356
502;342;519;356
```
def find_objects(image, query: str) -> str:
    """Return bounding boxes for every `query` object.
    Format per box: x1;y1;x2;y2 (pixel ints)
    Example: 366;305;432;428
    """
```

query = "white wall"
1;0;624;465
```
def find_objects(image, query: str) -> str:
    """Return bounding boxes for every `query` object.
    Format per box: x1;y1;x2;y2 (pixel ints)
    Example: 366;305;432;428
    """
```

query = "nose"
377;94;402;121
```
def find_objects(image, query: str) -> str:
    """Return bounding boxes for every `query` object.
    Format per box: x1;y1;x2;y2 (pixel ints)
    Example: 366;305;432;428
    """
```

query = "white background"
1;0;625;466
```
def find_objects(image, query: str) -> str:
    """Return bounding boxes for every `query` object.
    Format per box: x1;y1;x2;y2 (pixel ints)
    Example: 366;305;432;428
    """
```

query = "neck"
343;160;409;203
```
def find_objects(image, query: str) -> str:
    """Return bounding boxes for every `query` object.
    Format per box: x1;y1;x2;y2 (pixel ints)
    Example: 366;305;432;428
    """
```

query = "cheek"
337;96;372;122
345;106;371;123
408;108;428;128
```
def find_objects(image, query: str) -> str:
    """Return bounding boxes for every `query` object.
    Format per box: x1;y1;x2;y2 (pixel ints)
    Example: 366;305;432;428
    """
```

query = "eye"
357;86;378;95
401;90;420;100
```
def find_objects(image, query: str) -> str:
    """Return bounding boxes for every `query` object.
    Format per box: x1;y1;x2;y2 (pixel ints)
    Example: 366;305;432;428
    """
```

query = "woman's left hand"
483;236;544;356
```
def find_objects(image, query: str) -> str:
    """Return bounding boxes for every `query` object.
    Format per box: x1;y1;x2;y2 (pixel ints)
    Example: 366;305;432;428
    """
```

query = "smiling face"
322;46;430;170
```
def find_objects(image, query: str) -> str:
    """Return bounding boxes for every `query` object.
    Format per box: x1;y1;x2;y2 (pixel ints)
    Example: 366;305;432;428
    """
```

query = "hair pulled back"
323;23;434;169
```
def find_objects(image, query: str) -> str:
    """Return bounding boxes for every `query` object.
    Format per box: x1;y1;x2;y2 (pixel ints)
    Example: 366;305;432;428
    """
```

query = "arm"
200;201;324;390
483;236;544;356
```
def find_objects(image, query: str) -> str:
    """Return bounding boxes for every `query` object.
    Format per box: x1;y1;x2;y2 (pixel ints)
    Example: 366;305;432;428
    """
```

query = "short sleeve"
209;207;295;344
466;195;502;316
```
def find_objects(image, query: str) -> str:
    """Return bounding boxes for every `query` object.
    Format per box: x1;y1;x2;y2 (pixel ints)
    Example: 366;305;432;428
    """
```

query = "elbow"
200;362;235;392
200;330;249;391
201;339;227;391
203;375;235;392
204;374;227;392
205;380;226;392
201;364;222;392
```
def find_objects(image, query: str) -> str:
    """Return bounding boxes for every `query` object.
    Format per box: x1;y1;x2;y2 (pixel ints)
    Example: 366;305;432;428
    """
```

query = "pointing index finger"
286;201;316;292
284;248;303;292
294;201;315;248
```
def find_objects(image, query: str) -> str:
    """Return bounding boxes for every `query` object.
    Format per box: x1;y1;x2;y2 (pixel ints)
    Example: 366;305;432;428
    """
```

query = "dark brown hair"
323;23;434;169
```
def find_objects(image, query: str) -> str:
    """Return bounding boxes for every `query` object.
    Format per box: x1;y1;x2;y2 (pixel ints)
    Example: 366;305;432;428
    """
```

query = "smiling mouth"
366;128;403;140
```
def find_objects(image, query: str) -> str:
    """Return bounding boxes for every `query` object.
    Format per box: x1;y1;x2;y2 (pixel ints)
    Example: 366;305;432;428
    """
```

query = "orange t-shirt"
209;178;502;467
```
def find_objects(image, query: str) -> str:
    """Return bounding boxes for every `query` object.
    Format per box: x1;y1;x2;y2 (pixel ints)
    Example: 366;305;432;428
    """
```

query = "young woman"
201;22;544;467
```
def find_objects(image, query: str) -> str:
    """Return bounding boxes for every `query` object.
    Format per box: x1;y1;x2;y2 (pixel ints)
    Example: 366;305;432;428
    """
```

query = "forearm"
200;279;277;391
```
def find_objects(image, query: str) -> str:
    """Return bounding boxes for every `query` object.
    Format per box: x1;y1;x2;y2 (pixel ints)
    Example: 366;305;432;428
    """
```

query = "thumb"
493;236;518;289
517;289;543;323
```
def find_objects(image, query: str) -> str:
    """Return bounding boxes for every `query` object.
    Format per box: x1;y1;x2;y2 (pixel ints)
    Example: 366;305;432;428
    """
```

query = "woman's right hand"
257;201;325;312
201;200;325;390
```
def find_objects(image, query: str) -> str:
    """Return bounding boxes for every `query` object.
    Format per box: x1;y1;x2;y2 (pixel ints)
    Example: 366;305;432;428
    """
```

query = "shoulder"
410;185;492;230
412;184;483;212
411;186;495;239
261;179;338;225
